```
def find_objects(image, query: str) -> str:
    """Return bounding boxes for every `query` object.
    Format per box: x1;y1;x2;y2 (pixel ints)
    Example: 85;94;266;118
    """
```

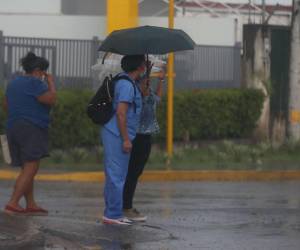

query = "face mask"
139;71;147;80
138;64;147;80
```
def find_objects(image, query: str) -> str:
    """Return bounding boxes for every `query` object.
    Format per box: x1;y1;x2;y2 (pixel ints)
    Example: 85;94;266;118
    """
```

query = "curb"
1;170;300;182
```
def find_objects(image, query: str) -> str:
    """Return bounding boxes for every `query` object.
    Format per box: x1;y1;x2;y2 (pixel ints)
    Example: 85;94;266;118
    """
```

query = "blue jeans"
101;127;131;219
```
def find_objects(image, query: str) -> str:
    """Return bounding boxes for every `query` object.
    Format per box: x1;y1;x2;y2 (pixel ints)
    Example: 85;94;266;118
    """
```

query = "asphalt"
0;180;300;250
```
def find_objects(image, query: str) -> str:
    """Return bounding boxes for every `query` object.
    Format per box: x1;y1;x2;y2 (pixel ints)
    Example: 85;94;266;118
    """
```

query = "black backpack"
87;74;136;125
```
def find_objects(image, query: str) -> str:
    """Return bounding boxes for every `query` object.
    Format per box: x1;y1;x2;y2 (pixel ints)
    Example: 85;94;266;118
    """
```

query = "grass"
1;140;300;171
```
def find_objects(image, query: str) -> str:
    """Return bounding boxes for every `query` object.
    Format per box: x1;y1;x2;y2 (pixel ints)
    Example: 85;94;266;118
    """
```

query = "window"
61;0;106;16
61;0;171;17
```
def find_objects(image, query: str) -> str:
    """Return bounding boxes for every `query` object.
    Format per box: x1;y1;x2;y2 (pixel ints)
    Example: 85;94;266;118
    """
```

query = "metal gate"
0;32;99;89
3;43;56;83
0;31;241;89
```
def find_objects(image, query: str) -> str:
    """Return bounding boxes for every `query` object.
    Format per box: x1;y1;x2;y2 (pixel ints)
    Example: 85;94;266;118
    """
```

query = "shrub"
0;88;264;149
69;147;89;163
49;89;99;149
156;88;264;141
50;149;65;164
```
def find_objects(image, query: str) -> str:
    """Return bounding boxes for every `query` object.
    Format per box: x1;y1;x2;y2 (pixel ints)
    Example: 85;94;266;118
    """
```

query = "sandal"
4;205;26;215
25;207;48;216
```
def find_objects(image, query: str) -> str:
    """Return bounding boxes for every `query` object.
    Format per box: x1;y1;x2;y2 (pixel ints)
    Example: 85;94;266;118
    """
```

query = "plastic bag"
0;134;12;165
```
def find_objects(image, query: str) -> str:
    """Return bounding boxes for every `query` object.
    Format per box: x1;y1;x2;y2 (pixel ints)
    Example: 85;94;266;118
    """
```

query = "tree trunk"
288;0;300;139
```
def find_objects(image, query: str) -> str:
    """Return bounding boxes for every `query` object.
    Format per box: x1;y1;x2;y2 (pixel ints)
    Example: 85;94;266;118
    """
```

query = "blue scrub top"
104;73;142;141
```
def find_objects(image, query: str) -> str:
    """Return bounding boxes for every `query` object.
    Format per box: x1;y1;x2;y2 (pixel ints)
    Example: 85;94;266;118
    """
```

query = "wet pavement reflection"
1;181;300;249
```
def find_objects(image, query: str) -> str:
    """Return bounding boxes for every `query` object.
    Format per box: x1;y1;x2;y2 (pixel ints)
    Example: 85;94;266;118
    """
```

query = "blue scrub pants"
101;127;131;219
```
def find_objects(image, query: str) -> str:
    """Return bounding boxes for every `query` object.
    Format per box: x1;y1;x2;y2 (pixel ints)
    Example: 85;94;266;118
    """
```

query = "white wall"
0;0;61;14
0;15;106;40
140;17;235;46
175;12;291;47
214;0;292;4
0;14;235;46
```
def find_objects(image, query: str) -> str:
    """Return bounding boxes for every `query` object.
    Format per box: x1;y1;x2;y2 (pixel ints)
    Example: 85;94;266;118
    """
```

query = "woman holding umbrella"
123;66;166;222
98;25;195;224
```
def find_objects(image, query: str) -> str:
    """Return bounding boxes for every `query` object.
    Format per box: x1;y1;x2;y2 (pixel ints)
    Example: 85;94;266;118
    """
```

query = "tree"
288;0;300;139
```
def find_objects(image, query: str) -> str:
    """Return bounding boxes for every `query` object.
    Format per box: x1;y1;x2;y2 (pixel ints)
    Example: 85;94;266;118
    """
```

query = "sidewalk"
1;169;300;182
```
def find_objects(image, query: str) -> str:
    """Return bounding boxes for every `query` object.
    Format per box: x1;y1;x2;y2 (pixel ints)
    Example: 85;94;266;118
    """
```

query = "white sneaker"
102;216;133;225
123;208;147;222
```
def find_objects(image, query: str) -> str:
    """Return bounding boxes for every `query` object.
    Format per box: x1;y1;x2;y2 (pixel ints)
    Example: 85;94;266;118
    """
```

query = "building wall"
140;17;235;46
61;0;105;15
0;15;105;40
60;0;168;16
0;0;61;14
0;0;289;46
0;14;235;46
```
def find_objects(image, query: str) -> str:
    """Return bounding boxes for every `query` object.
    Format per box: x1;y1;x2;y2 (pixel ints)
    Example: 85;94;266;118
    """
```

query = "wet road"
0;180;300;250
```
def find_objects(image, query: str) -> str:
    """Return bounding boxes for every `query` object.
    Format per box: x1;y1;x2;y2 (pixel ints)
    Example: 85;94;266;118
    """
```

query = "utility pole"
288;0;300;139
167;0;175;158
248;0;252;24
106;0;138;34
262;0;266;24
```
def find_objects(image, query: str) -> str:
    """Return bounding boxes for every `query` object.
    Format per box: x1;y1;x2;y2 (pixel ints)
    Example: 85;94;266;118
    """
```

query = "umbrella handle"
146;62;154;79
146;63;153;89
102;52;110;64
146;54;151;78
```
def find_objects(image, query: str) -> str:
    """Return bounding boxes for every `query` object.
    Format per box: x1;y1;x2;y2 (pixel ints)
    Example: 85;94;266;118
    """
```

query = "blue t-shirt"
5;76;50;129
104;73;142;141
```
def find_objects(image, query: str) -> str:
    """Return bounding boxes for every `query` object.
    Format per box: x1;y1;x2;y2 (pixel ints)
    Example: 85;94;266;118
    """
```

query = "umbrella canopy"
98;25;195;55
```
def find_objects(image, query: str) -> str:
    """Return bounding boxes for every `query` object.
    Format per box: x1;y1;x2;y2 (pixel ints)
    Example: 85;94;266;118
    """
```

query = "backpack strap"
113;75;137;113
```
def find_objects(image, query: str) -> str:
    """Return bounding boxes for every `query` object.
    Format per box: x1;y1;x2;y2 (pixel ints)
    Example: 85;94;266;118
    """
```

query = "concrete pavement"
0;180;300;249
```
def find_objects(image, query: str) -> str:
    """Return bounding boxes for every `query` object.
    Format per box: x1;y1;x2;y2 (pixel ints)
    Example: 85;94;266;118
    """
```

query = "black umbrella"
98;25;195;55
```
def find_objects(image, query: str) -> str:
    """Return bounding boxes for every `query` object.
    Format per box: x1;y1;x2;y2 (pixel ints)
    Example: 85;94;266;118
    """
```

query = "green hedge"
0;88;264;149
156;88;265;141
49;90;99;149
0;89;99;149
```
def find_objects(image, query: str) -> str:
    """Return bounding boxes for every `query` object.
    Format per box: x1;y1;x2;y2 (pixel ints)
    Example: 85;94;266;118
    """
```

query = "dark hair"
121;55;145;73
20;52;49;73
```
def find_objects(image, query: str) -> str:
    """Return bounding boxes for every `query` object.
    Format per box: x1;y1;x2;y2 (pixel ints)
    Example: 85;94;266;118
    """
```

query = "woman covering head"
21;52;49;73
3;52;56;216
123;62;165;222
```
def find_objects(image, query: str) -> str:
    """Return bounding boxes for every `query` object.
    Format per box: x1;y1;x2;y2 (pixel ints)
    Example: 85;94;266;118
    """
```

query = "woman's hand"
43;73;56;92
155;68;165;98
140;77;150;96
44;73;54;84
157;68;166;80
38;73;56;106
123;139;132;153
